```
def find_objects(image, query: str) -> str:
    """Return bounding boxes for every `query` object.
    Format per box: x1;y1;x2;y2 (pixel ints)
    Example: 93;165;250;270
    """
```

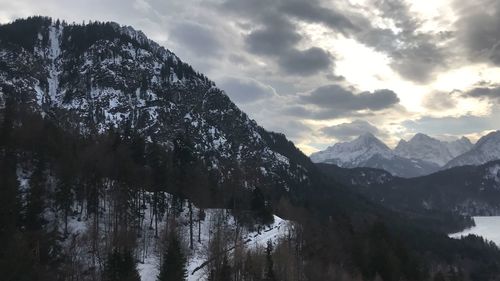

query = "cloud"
218;77;277;104
224;0;335;76
357;0;447;83
278;47;333;75
403;115;497;135
169;21;224;56
275;0;448;83
266;119;312;140
422;91;459;110
281;85;400;120
280;0;358;34
320;120;380;140
133;0;152;13
464;86;500;102
301;85;400;111
244;16;302;56
454;0;500;66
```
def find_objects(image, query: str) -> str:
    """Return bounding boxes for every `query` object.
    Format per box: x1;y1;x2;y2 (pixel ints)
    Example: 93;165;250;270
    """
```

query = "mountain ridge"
445;131;500;169
310;132;451;177
0;17;311;194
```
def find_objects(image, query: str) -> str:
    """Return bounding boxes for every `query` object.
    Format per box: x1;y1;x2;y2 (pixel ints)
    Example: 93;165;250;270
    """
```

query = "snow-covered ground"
134;201;289;281
15;168;289;281
138;211;289;281
450;216;500;246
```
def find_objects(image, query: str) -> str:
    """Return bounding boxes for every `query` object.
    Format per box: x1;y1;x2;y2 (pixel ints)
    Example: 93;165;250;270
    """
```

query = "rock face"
310;133;440;178
445;131;500;169
0;17;310;192
310;133;393;166
394;133;472;166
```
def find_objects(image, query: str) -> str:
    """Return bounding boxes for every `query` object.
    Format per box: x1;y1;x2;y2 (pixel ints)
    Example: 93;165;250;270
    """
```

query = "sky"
1;0;500;154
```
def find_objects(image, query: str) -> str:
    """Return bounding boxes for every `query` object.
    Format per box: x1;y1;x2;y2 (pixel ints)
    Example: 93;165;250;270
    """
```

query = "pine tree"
265;240;277;281
25;158;47;232
219;254;232;281
251;187;274;225
158;233;187;281
103;249;140;281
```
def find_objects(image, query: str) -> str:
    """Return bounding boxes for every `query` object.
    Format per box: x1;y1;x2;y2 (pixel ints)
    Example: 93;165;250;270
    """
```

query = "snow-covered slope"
445;131;500;168
0;18;310;192
446;137;474;158
136;204;289;281
310;133;393;166
394;133;472;166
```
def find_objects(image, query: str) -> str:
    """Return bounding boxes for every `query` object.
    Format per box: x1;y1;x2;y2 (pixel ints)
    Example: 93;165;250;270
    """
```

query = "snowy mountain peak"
395;133;452;166
447;136;473;158
412;132;433;141
394;133;473;166
446;130;500;168
357;132;386;146
310;133;393;167
312;132;475;177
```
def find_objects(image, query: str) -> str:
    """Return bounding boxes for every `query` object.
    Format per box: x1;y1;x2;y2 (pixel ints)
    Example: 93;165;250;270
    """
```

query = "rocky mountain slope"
310;133;440;177
394;133;472;166
310;133;393;165
445;131;500;169
0;17;309;194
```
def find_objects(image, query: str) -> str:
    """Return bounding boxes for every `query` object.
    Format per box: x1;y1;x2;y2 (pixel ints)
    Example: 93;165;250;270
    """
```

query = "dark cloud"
280;0;358;34
170;22;223;56
218;77;276;104
320;120;380;140
301;85;400;111
245;16;302;56
454;0;500;66
278;47;333;75
224;0;335;76
464;86;500;102
387;41;446;83
281;85;399;120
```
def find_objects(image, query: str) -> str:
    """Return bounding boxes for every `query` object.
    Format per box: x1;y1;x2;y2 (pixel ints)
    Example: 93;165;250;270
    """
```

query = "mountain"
445;130;500;168
394;133;472;166
0;17;310;194
319;160;500;217
446;136;474;157
310;132;392;166
310;133;439;177
3;17;500;281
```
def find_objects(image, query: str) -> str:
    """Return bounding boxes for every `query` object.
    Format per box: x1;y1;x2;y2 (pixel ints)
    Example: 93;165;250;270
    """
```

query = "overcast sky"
1;0;500;154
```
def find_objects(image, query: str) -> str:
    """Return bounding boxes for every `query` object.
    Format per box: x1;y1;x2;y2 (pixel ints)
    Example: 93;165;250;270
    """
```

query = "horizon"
1;0;499;155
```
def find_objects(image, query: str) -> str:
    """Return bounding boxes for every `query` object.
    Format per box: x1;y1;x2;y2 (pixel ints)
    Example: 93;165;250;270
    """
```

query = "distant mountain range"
310;131;500;177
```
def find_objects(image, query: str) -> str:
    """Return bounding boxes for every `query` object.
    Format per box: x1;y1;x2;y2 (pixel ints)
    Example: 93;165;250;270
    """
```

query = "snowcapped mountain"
310;133;440;177
394;133;473;166
310;133;393;166
445;131;500;168
0;17;310;192
446;137;474;157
